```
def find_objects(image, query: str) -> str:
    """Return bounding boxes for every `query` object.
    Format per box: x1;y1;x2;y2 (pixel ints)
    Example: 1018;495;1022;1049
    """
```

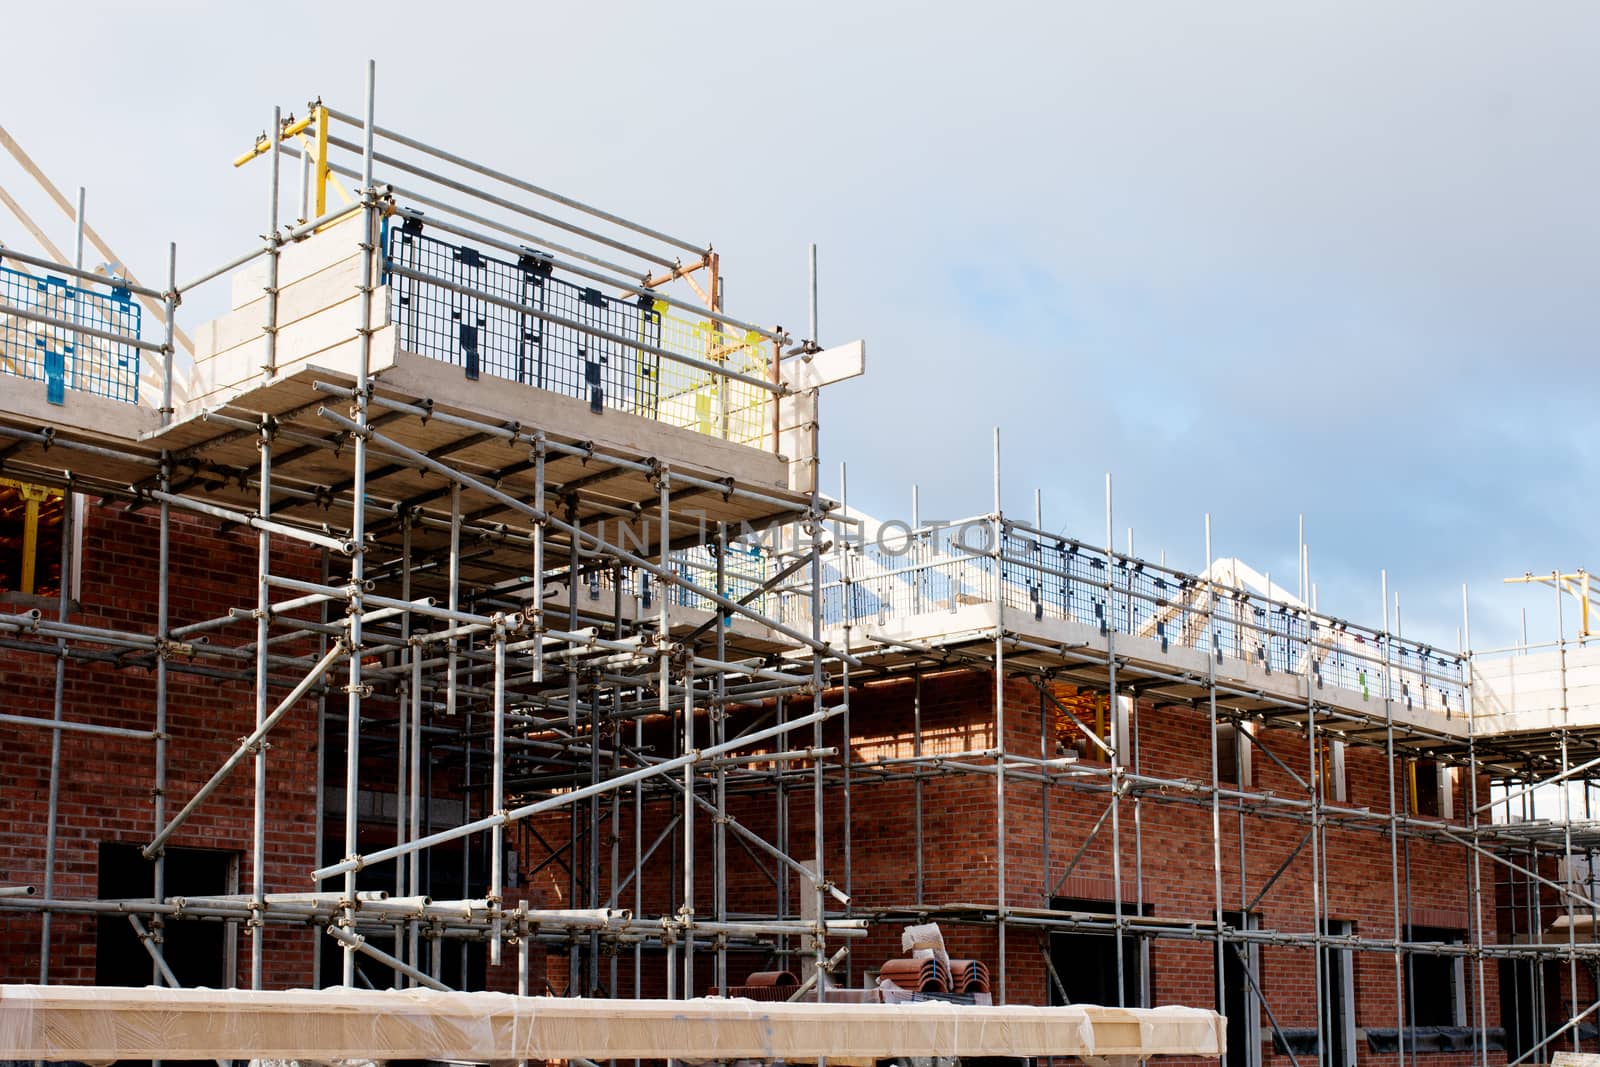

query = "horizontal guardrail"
384;224;774;447
817;516;1466;719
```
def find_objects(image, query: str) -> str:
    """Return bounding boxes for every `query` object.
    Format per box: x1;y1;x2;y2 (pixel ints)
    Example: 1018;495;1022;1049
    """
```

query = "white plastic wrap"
0;984;1224;1063
901;922;953;981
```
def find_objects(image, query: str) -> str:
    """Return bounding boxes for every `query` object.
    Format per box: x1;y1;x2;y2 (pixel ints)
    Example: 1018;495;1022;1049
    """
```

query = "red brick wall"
515;668;1506;1064
0;506;1518;1063
0;501;322;988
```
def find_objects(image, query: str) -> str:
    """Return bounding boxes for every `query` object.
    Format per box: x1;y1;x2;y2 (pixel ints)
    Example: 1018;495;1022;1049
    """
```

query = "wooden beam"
0;180;69;262
0;125;193;355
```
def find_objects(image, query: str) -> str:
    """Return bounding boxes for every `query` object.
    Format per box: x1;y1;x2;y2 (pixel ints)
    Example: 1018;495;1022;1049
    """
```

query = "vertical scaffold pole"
714;522;729;994
489;619;507;967
251;420;272;988
313;546;329;989
1307;597;1326;1067
607;560;623;1003
588;574;603;980
657;467;673;998
837;463;853;981
566;501;581;992
340;57;377;988
1557;574;1578;1052
531;437;546;686
682;613;695;996
1040;681;1051;939
808;243;818;346
447;483;461;718
40;480;73;983
914;669;924;905
406;533;423;978
152;457;171;986
160;243;176;425
527;438;546;982
398;520;414;974
993;429;1007;1003
1107;473;1124;1007
1206;513;1225;1060
807;451;827;995
73;187;85;271
1464;584;1488;1067
264;105;281;377
1382;570;1406;1067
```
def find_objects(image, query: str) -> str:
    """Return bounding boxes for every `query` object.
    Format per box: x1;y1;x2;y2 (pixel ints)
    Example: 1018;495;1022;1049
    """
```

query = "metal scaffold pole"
838;466;853;982
251;420;272;988
1205;513;1225;1061
993;431;1007;1003
1307;618;1325;1067
713;525;728;995
809;450;827;992
152;458;172;985
339;57;378;988
1464;584;1489;1067
264;105;281;378
1382;570;1407;1067
39;481;73;983
1106;473;1124;1008
657;468;673;998
401;518;419;977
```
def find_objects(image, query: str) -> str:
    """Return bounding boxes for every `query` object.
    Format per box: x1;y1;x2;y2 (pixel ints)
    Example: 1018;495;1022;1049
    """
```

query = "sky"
1;0;1596;653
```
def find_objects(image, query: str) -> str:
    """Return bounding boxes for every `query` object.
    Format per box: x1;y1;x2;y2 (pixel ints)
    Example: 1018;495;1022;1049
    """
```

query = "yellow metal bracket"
295;130;353;210
314;103;330;217
1;476;58;596
232;112;315;168
1504;569;1597;639
231;104;351;223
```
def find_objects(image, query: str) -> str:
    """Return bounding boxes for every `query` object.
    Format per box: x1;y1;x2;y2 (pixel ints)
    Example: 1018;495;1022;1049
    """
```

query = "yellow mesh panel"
651;301;770;446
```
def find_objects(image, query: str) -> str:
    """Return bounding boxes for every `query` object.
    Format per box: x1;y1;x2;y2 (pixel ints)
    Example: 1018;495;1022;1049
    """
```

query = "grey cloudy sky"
2;1;1595;651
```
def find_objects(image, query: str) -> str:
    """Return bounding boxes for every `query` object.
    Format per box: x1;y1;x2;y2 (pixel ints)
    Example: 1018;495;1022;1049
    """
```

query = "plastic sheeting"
0;985;1224;1064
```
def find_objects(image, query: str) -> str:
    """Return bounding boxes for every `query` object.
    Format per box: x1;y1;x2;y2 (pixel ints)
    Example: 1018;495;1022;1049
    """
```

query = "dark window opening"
1048;688;1113;762
1321;740;1345;801
97;842;235;1067
1405;925;1461;1027
1048;896;1150;1008
1217;724;1242;785
1498;958;1558;1063
1322;920;1353;1067
1411;760;1441;817
1221;911;1256;1067
96;842;234;987
0;479;64;599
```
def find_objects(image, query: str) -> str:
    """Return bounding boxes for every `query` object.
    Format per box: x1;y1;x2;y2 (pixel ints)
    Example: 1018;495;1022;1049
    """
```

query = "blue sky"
2;1;1595;652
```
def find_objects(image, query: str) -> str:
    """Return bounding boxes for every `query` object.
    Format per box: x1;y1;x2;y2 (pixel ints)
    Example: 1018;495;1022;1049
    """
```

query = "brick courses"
1;504;1571;1067
1;502;321;988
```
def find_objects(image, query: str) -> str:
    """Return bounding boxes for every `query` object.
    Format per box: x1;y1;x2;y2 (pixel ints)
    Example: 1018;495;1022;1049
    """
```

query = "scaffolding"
0;61;1596;1067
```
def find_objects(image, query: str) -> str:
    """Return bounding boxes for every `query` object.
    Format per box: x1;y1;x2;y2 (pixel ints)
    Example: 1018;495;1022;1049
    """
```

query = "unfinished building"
0;67;1595;1067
